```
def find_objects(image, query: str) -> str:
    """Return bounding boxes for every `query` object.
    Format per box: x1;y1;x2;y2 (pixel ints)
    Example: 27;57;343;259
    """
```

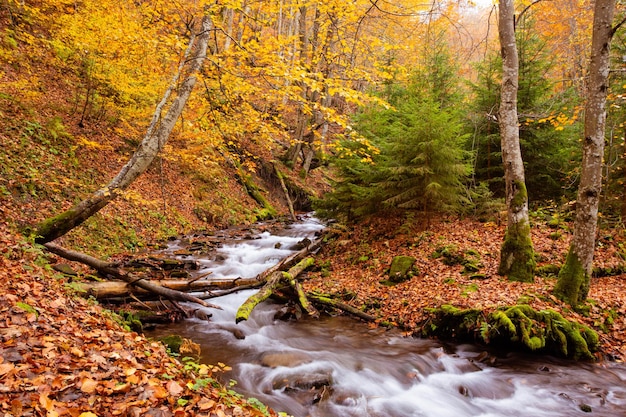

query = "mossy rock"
537;264;561;277
423;304;598;361
159;334;184;353
388;255;417;283
432;245;483;274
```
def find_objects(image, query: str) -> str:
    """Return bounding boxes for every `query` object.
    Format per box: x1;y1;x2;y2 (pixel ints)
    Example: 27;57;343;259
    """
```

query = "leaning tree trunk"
496;0;535;282
555;0;619;306
34;15;213;243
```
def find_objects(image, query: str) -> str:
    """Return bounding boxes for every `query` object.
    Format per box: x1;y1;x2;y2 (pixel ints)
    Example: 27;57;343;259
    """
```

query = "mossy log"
423;304;599;361
274;163;297;221
234;162;277;220
235;257;316;323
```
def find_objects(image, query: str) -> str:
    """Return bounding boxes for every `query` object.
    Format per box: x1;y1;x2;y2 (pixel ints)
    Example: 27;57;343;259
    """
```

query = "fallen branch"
236;257;315;323
307;293;376;322
44;243;220;309
256;235;322;281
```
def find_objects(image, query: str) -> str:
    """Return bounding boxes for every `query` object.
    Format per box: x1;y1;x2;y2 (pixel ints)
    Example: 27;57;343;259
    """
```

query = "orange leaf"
166;380;184;396
80;378;98;394
198;397;216;411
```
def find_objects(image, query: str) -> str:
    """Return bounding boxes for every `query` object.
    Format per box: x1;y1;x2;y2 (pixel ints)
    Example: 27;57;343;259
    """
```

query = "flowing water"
147;216;626;417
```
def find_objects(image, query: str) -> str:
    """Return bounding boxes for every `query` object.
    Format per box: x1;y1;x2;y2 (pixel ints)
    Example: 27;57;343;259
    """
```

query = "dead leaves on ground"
0;223;275;417
305;215;626;360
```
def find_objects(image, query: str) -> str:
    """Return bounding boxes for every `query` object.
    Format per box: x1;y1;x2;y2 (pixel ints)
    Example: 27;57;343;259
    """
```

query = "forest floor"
2;210;626;416
0;220;282;417
304;213;626;361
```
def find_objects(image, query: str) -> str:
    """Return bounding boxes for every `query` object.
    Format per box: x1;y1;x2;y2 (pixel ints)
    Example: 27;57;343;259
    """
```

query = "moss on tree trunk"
498;218;536;282
554;250;588;306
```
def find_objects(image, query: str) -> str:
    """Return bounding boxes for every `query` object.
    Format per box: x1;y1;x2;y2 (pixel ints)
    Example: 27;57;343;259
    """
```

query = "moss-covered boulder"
388;255;417;283
422;304;599;361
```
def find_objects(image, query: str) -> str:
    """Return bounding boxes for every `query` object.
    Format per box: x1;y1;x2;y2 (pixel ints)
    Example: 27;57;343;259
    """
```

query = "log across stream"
146;216;626;417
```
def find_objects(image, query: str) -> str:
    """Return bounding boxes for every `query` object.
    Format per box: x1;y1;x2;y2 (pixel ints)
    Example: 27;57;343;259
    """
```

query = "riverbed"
147;216;626;417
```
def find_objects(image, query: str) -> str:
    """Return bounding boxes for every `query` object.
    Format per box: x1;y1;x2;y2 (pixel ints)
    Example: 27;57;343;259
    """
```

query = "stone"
388;255;417;283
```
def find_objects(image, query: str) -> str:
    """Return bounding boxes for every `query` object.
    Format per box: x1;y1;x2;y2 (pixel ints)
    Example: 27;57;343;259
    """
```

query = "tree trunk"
274;163;297;221
496;0;535;282
34;15;213;243
555;0;617;306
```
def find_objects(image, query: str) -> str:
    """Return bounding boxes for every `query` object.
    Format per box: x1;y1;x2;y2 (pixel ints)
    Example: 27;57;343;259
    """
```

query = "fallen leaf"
80;378;98;394
197;397;216;411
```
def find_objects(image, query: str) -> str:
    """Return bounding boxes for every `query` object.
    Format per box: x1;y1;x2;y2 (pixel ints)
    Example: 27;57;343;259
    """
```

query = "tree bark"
34;15;214;243
555;0;617;306
44;243;220;309
274;163;297;221
496;0;535;282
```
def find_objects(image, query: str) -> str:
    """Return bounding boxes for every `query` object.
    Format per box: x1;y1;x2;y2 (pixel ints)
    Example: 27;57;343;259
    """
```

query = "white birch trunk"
497;0;535;282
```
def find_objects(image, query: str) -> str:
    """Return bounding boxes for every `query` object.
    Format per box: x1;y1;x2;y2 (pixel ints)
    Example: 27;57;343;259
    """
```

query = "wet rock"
193;310;212;321
272;372;332;391
274;304;302;321
261;351;312;368
289;237;311;250
232;328;246;340
214;325;246;339
312;385;333;404
170;270;189;278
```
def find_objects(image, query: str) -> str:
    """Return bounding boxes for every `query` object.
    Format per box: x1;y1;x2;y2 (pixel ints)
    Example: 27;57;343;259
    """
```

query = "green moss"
159;335;184;353
510;180;528;210
554;250;587;306
498;218;536;282
537;264;561;277
33;207;80;243
491;310;516;334
424;304;598;360
388;255;417;283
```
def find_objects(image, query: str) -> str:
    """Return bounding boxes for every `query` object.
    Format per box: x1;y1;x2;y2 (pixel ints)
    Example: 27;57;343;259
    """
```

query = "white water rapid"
148;216;626;417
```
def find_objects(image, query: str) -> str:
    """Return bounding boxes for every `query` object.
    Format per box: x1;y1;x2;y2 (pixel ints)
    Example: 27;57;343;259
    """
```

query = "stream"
147;216;626;417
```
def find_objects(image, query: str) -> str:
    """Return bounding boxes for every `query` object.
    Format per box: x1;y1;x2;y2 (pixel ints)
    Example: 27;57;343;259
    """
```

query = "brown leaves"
0;223;279;417
305;214;626;359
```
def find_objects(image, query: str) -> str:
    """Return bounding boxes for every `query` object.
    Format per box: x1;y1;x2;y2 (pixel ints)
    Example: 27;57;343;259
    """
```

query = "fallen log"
236;257;317;323
44;243;220;309
61;233;324;303
78;277;262;299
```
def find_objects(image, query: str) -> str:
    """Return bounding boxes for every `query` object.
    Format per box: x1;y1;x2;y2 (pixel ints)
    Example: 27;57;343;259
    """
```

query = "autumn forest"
2;0;626;416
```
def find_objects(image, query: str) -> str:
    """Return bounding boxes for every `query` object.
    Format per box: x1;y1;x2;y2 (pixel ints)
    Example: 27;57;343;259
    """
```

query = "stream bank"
142;216;626;417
